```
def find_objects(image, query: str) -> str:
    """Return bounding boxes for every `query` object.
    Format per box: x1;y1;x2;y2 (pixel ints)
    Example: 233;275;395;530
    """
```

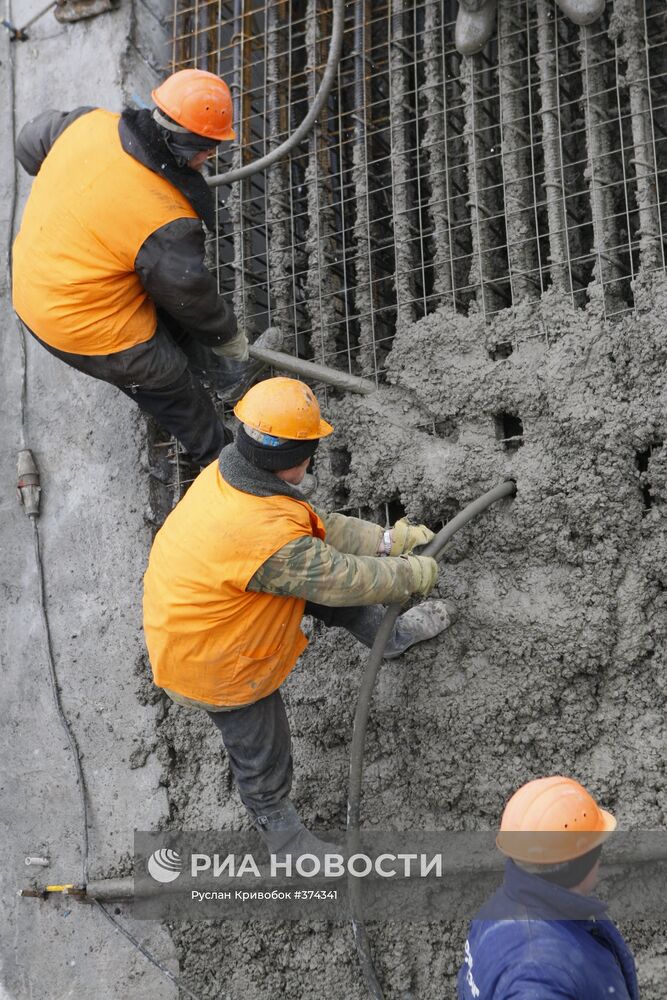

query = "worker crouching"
458;776;638;1000
12;69;277;466
143;377;457;862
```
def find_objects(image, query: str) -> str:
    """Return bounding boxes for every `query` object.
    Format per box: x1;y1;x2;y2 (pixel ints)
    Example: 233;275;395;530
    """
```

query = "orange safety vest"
143;462;327;708
12;109;198;356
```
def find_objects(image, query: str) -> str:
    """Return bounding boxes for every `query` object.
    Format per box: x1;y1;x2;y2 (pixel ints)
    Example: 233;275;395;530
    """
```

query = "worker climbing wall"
155;0;667;995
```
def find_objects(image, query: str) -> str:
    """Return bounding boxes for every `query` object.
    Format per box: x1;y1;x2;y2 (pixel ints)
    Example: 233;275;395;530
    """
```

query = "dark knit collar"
502;860;609;921
218;443;311;503
119;108;215;230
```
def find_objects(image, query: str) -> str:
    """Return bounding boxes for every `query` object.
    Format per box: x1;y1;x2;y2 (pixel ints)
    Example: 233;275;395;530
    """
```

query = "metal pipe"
228;0;251;332
347;480;517;1000
265;1;293;337
352;0;376;374
388;0;417;330
87;877;135;901
461;55;488;318
304;0;340;364
535;0;572;294
248;344;375;395
617;0;663;273
497;1;538;303
422;0;454;309
207;0;346;188
578;21;625;309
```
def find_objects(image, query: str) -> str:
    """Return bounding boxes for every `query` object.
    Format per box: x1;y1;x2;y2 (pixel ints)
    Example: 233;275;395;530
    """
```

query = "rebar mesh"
169;0;667;385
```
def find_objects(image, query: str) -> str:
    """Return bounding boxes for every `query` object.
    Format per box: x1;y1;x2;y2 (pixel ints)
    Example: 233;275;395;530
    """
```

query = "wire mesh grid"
158;0;667;504
169;0;667;378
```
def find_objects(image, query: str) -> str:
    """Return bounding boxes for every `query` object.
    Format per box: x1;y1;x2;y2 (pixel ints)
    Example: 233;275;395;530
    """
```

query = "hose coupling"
17;449;41;517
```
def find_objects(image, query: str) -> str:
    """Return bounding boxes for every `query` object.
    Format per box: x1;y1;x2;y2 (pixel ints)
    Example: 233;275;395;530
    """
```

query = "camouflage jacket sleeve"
313;508;383;556
247;535;417;606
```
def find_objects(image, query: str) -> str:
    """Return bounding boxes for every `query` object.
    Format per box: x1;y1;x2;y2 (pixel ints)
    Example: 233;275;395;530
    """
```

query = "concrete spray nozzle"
17;450;41;517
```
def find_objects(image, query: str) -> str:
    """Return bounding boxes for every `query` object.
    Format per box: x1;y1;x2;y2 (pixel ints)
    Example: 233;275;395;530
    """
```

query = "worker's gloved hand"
389;517;435;556
402;554;439;597
212;328;249;362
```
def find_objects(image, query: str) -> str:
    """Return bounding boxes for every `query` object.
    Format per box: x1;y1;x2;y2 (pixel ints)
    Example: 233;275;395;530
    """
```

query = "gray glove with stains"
212;328;249;362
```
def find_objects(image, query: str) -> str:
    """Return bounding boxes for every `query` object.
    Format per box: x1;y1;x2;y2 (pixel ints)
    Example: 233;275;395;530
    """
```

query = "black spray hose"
207;0;346;188
346;480;518;1000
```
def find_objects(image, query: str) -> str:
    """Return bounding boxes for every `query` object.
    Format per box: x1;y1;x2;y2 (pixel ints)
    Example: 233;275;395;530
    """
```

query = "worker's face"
275;458;311;486
187;148;217;171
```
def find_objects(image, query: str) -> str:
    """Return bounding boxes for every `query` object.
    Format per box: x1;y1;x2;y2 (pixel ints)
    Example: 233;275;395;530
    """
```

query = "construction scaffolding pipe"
207;0;345;188
346;480;518;1000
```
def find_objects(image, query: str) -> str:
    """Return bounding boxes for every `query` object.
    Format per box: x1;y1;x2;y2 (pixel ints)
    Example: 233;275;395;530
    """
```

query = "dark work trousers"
207;602;406;818
24;318;230;466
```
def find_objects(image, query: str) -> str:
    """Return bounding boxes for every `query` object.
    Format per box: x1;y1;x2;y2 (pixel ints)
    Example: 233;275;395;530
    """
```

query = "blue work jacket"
457;860;639;999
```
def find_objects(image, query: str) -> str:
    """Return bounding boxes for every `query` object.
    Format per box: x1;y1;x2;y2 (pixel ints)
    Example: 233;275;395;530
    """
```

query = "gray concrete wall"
0;1;176;996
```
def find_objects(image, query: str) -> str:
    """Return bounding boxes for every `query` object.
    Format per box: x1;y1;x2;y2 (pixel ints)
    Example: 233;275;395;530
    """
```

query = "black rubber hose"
346;480;517;1000
207;0;346;188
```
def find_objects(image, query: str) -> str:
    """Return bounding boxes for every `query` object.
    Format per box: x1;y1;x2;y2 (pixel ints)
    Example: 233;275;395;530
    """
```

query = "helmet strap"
152;108;192;133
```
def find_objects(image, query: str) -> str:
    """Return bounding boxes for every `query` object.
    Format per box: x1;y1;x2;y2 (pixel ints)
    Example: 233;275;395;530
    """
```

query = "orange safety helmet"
234;377;334;441
496;776;617;865
152;69;236;142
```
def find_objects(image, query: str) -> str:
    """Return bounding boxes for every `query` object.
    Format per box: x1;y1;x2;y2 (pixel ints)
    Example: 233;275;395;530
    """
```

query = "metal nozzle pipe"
248;344;376;396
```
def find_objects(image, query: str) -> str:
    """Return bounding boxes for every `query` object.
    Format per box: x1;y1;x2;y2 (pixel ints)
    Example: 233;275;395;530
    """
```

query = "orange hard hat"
152;69;236;142
496;776;617;865
234;377;334;441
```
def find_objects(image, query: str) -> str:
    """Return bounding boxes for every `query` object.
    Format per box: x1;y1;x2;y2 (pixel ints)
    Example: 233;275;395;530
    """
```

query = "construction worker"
143;377;457;860
458;776;638;1000
12;69;276;466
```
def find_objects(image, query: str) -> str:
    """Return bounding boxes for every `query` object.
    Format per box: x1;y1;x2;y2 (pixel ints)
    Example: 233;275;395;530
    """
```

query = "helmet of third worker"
152;69;236;141
496;775;617;865
234;378;334;441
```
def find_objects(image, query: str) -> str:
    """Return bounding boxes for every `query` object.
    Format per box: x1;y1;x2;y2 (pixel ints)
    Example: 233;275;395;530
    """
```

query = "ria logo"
147;848;183;883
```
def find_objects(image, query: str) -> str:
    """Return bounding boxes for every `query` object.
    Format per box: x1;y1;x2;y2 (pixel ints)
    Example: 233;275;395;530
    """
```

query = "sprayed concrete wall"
149;272;667;1000
158;0;667;996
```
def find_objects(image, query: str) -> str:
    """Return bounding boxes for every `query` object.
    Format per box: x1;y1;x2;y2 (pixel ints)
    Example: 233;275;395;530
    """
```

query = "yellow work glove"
212;329;249;362
389;517;435;556
402;554;439;597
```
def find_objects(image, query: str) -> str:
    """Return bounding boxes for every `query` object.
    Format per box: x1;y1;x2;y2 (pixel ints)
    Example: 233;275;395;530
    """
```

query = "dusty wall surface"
0;1;177;997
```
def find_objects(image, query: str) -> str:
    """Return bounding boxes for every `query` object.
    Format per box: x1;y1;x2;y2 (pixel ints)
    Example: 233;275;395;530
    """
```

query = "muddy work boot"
210;326;284;403
383;599;458;660
555;0;605;25
253;800;339;865
455;0;497;56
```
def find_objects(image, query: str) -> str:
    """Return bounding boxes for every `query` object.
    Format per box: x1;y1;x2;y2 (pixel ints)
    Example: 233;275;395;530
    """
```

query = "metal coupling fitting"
17;450;41;517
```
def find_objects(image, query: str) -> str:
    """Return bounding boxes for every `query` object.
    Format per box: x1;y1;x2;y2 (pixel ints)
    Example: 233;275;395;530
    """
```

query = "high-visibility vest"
143;462;326;708
12;109;198;356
